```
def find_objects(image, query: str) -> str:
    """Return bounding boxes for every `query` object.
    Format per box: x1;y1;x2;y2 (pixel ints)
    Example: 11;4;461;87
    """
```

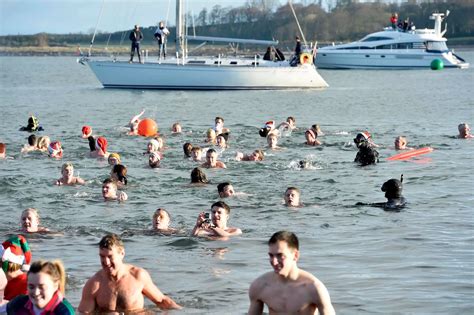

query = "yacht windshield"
426;41;448;52
360;36;393;42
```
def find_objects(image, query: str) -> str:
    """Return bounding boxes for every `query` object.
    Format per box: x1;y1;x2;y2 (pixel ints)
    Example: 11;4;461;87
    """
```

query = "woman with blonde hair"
20;208;49;233
36;136;51;152
55;162;85;186
6;260;75;314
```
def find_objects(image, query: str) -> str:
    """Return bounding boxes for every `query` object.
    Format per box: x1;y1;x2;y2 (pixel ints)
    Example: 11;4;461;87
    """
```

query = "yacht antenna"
88;0;106;56
288;0;308;46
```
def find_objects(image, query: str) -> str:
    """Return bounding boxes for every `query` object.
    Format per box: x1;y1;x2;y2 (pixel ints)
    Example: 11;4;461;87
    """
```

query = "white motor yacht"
315;11;469;69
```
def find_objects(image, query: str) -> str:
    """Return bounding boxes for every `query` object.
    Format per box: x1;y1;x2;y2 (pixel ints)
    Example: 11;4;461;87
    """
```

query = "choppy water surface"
0;52;473;314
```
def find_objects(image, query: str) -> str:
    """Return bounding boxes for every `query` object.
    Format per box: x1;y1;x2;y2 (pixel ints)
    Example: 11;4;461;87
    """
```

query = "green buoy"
431;59;444;70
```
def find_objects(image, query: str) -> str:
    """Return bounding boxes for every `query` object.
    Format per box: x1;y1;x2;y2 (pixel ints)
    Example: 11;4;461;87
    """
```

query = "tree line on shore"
1;0;472;49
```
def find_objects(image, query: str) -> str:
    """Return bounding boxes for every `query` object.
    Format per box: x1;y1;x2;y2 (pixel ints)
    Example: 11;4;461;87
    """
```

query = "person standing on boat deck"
154;21;170;59
291;36;302;66
390;13;398;30
129;25;143;63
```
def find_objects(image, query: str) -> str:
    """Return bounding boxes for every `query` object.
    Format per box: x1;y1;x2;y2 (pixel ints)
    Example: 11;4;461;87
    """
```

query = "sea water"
0;52;473;314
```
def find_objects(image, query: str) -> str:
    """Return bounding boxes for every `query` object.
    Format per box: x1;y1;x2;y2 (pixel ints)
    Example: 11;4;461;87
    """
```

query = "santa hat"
96;137;108;153
48;141;63;158
82;125;92;138
1;235;32;272
264;120;275;129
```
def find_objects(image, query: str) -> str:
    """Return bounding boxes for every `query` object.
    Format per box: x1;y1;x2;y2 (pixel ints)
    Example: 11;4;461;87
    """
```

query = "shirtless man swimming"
78;233;181;313
248;231;335;315
192;201;241;238
201;148;226;169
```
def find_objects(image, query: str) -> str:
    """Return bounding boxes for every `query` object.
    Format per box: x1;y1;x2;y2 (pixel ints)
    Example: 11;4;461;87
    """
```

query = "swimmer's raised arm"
191;212;206;236
130;109;145;125
140;268;182;309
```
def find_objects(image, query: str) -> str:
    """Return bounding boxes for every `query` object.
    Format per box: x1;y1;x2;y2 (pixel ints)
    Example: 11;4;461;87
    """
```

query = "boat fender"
300;53;313;65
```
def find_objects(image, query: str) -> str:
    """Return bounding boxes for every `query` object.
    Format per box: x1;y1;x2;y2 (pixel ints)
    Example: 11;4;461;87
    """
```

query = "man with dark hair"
79;234;181;313
192;201;241;238
102;178;127;202
201;148;226;169
217;182;235;198
248;231;335;315
129;24;143;63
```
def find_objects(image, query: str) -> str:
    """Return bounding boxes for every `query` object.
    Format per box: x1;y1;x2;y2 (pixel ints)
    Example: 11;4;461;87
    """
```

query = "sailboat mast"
175;0;185;58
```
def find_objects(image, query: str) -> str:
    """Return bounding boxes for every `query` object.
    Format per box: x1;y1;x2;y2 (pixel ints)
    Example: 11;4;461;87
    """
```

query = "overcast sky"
0;0;251;35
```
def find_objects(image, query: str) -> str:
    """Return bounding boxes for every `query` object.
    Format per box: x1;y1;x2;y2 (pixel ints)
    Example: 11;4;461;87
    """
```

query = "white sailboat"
79;0;328;90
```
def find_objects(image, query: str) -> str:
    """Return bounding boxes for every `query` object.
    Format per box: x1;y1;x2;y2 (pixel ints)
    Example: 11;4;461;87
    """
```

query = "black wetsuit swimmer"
356;178;407;210
354;133;379;166
19;116;44;132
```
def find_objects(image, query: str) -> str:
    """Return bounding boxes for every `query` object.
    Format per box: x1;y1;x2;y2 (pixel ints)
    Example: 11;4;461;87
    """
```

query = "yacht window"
426;41;448;52
361;36;393;42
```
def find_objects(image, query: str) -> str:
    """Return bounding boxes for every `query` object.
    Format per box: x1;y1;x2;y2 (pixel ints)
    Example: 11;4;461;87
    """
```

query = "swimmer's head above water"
381;176;403;199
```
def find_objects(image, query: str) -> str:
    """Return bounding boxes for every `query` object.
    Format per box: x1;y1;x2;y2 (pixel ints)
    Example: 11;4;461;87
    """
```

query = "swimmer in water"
248;231;335;315
146;138;161;154
217;182;235;198
259;121;278;138
149;152;162;168
205;128;217;144
152;208;177;233
127;109;145;136
190;167;209;184
19;115;44;132
304;129;321;146
78;234;181;313
183;142;193;158
20;208;50;233
90;136;109;158
458;123;473;139
48;141;63;159
36;136;51;152
267;133;282;150
356;175;407;210
311;124;324;136
192;201;242;238
108;153;121;166
110;164;128;187
216;133;229;149
214;116;230;134
191;146;203;162
55;162;85;186
171;122;182;133
394;136;412;150
354;132;379;166
82;125;92;138
21;135;37;153
235;149;264;161
201;149;226;169
102;178;128;202
284;187;302;207
0;268;6;307
286;116;296;130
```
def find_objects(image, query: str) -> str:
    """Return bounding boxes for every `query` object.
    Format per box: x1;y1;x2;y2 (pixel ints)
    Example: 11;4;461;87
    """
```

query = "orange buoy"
137;118;158;137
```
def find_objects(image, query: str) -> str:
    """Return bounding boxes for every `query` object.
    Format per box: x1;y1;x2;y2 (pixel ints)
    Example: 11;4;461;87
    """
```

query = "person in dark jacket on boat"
129;25;144;63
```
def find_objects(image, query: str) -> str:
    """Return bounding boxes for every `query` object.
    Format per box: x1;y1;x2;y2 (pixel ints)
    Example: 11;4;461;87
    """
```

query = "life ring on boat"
300;53;313;65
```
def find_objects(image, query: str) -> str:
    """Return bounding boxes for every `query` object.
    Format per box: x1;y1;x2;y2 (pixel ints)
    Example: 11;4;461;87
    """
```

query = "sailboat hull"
87;60;328;90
